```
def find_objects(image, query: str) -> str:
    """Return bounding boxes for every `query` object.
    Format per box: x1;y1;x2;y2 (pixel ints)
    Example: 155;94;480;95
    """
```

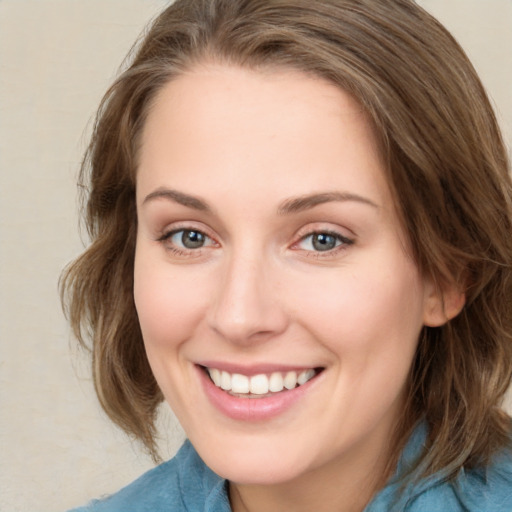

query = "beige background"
0;1;511;511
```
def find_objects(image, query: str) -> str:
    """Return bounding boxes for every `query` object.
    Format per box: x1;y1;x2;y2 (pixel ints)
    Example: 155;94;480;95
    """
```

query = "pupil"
312;233;336;251
182;230;205;249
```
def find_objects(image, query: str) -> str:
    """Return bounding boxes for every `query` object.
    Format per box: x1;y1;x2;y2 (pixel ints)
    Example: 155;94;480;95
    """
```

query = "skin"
134;64;459;512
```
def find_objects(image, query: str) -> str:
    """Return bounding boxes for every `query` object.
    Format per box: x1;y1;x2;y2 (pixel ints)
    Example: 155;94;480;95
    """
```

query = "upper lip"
196;361;322;376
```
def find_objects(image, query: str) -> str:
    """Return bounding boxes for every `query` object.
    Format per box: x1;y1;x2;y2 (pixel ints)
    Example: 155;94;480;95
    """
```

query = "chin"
209;456;309;486
191;432;315;485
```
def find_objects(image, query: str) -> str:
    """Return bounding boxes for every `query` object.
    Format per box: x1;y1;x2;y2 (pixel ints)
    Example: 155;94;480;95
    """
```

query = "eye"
297;231;353;252
161;229;214;250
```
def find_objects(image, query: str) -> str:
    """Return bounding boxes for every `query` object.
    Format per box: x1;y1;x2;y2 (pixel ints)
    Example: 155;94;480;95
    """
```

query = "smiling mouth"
202;366;323;398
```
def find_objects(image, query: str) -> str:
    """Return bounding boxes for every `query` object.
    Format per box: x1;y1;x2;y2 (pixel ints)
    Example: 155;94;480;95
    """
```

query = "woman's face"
134;65;442;485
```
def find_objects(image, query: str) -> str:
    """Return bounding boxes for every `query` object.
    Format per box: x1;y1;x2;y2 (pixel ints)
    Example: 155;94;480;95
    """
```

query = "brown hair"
61;0;512;480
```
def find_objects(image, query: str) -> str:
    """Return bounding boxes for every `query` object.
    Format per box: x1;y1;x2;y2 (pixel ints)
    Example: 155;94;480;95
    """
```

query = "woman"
62;0;512;510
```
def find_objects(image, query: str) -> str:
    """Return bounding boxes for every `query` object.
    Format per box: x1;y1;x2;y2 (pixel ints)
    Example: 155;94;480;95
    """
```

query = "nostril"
207;262;289;344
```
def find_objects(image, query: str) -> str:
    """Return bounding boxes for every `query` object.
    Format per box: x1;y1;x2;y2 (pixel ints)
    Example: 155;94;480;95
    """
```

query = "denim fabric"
69;425;512;512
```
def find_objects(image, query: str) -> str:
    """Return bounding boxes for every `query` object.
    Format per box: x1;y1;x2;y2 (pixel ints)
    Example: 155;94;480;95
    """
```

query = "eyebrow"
277;191;379;214
142;187;378;214
142;188;211;212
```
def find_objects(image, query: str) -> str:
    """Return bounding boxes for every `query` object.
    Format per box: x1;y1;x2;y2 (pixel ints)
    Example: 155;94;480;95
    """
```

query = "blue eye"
298;232;352;252
167;229;211;249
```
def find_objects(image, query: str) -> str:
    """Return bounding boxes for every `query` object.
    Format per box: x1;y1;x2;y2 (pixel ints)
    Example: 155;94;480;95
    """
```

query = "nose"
207;250;289;345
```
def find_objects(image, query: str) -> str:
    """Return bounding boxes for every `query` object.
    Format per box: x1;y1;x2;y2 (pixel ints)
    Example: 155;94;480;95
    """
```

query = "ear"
423;279;466;327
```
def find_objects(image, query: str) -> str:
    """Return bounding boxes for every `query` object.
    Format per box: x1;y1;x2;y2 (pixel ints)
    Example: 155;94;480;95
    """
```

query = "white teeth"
209;368;221;387
220;371;232;391
231;373;250;394
284;371;298;390
250;374;269;395
208;367;317;395
298;369;316;385
269;372;284;392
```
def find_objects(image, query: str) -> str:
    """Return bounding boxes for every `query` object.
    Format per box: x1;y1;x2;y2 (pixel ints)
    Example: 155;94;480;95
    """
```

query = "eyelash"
157;227;354;258
157;228;216;257
293;230;354;258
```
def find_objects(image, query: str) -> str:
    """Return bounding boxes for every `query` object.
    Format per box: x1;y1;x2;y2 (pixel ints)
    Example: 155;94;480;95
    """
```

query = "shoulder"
404;448;512;512
67;441;230;512
446;446;512;512
367;425;512;512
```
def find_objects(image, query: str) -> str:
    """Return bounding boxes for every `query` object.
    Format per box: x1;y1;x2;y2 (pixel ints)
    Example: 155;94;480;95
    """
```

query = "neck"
229;428;398;512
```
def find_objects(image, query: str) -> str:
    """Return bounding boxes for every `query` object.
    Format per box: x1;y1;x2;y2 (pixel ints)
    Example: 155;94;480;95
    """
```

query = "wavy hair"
61;0;512;477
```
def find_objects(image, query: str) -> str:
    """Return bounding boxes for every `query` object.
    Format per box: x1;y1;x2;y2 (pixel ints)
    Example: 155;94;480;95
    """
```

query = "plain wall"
0;1;511;511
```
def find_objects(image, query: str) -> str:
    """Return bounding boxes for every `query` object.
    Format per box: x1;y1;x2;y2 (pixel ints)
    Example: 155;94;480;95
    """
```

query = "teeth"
269;372;284;392
231;373;249;394
250;374;269;395
284;371;297;390
209;368;221;387
220;371;231;391
298;369;316;385
207;367;317;395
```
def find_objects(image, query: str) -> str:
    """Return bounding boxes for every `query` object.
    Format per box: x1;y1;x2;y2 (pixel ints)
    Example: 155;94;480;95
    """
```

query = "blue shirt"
69;426;512;511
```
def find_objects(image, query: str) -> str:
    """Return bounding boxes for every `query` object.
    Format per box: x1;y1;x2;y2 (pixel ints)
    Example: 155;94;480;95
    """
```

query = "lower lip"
197;366;321;421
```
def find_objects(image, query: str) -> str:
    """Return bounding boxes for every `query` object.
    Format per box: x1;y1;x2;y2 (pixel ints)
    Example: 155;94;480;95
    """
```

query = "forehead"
137;64;393;214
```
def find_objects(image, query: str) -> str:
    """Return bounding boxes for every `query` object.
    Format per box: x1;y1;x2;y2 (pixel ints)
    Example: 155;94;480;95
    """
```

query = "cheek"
290;256;425;359
133;251;209;351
